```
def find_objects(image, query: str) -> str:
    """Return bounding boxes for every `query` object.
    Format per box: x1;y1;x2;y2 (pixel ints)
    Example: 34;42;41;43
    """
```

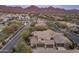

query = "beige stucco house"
29;29;55;48
29;19;71;49
29;29;71;48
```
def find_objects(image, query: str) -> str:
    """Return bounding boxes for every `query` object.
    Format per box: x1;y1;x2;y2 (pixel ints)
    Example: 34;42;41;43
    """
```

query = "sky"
53;5;79;10
7;5;79;10
20;5;79;10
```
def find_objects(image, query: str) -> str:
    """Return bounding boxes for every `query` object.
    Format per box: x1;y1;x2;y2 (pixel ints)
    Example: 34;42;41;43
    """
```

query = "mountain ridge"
0;5;79;14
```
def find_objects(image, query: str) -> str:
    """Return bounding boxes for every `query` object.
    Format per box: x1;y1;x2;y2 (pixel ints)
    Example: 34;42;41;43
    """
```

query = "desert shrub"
21;29;32;43
13;42;32;53
35;24;48;31
2;24;19;35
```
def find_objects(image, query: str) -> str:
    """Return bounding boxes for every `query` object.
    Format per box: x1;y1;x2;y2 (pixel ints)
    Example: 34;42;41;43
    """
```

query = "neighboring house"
0;16;4;24
53;33;72;47
0;16;9;25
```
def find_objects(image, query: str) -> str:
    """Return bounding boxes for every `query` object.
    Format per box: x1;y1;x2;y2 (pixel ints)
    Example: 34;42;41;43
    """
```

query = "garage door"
37;44;45;47
46;45;53;48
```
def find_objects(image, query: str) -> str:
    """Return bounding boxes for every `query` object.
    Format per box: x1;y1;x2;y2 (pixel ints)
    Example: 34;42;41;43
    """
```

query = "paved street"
0;23;30;53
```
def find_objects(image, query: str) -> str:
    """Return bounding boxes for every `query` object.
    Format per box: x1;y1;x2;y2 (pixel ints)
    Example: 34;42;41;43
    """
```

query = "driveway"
32;47;57;53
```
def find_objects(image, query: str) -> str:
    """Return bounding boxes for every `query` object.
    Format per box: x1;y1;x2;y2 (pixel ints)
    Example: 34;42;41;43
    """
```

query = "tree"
2;40;6;45
10;24;19;31
2;26;15;35
2;24;19;35
13;42;32;53
8;20;22;26
21;29;31;43
35;23;48;31
68;43;77;49
68;26;79;32
57;22;67;29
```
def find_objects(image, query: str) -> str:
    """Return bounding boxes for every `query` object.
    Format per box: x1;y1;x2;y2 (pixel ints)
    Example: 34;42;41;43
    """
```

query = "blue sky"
53;5;79;10
7;5;79;10
21;5;79;10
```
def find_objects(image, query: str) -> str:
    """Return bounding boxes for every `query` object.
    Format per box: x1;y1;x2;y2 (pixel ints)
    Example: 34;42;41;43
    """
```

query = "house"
29;19;72;49
53;33;72;47
29;29;55;48
29;29;72;49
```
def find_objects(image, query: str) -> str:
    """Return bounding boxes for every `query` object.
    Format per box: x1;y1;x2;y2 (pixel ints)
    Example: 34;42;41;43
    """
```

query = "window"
37;44;45;47
30;34;33;37
41;38;44;40
50;37;53;40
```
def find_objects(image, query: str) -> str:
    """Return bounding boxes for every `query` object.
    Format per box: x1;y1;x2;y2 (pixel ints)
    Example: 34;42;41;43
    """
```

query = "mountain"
0;5;79;14
24;5;40;14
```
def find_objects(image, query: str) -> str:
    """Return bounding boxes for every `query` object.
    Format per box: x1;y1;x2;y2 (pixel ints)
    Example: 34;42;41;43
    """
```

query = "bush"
2;24;19;35
68;26;79;32
13;40;32;53
30;22;36;27
21;29;32;43
68;43;77;49
2;26;15;35
8;20;22;26
56;22;67;29
2;40;6;45
35;24;48;31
